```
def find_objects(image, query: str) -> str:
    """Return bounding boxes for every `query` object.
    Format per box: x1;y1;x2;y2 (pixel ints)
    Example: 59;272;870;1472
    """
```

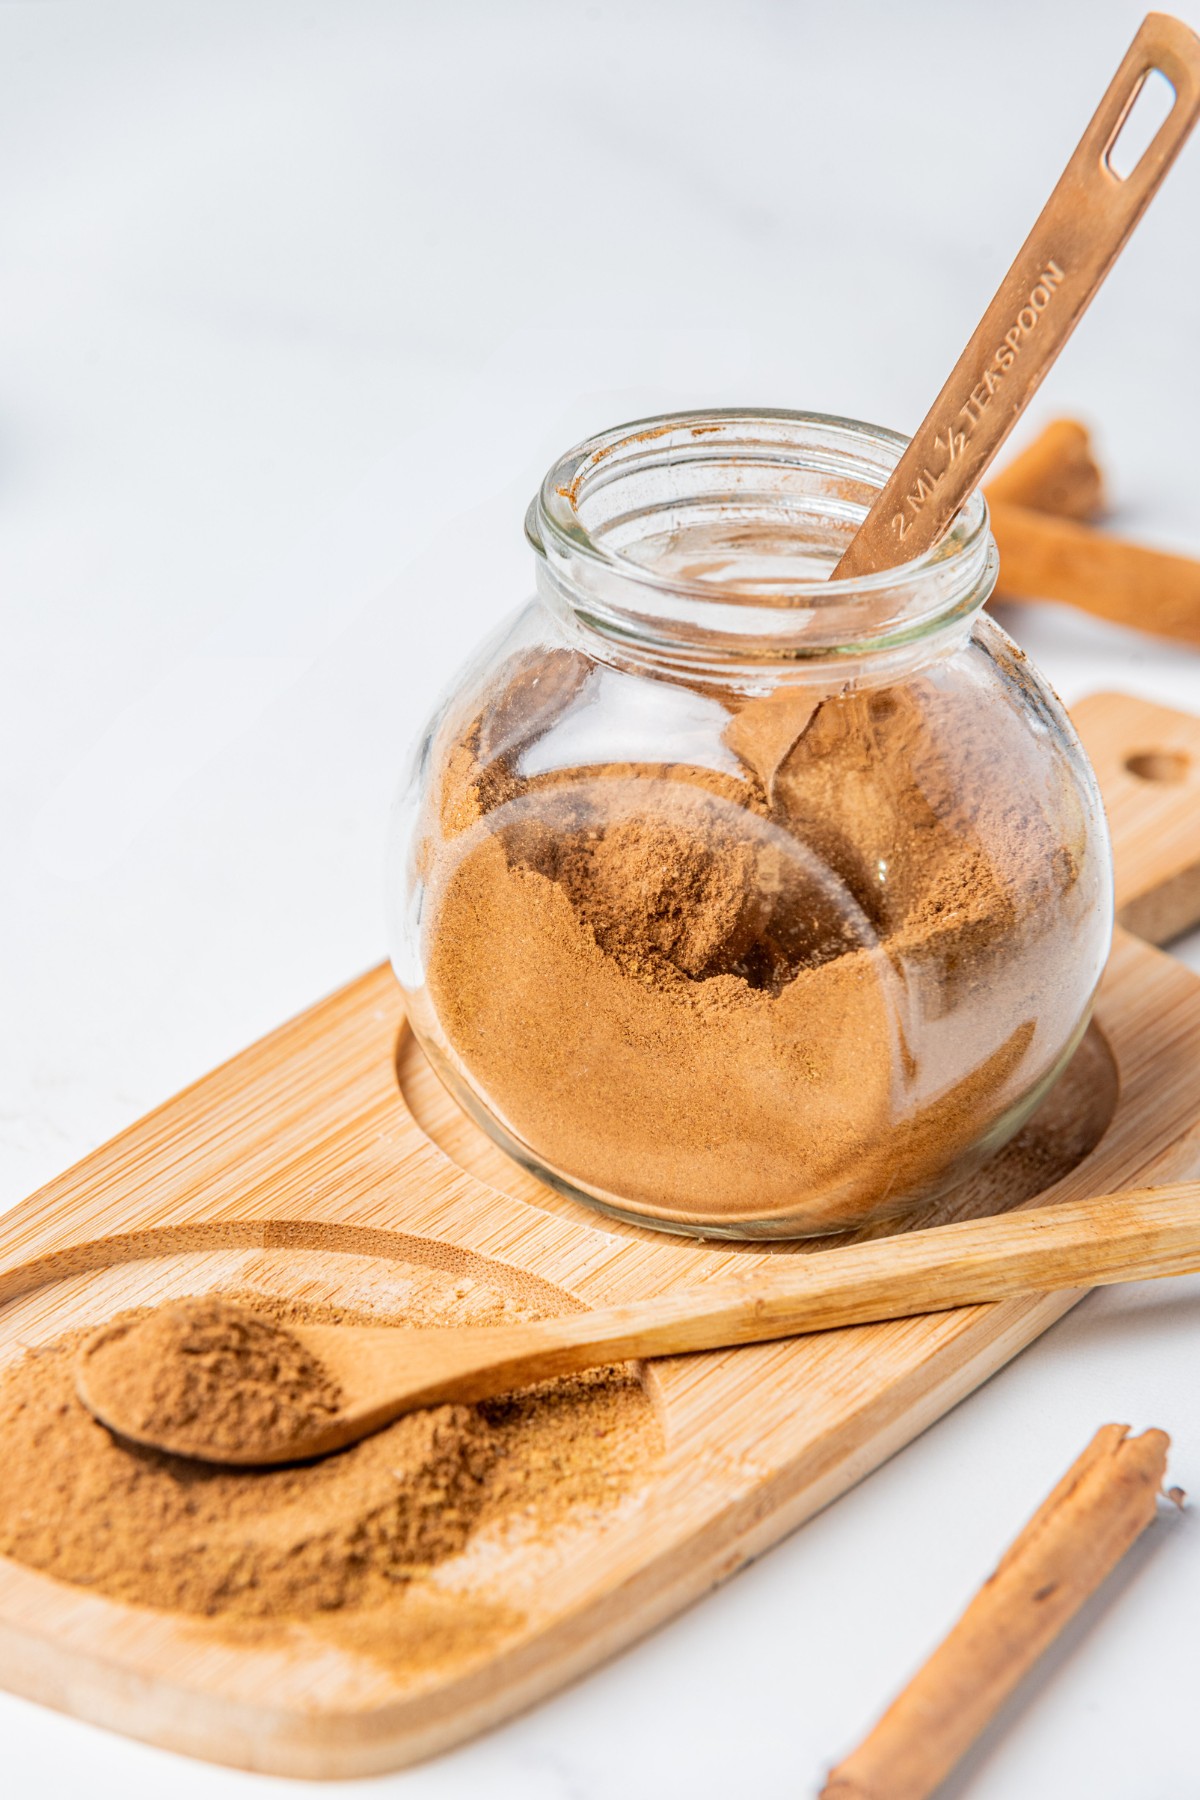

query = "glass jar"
387;410;1113;1239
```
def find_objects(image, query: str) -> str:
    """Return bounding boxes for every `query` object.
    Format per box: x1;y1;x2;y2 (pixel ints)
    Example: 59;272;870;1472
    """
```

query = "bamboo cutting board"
2;690;1200;1779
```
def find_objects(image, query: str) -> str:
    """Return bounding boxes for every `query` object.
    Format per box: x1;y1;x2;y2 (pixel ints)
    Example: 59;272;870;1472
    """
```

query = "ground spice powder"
418;647;1101;1232
0;1278;660;1678
81;1299;345;1460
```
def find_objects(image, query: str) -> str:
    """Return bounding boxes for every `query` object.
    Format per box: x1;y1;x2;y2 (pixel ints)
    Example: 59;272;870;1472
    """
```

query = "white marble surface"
3;2;1200;1794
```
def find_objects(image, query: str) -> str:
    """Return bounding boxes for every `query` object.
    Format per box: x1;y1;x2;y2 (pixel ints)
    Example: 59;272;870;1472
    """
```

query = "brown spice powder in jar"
418;648;1098;1233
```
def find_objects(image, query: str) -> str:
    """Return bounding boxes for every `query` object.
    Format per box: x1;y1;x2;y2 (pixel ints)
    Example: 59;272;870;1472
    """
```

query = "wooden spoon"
835;11;1200;580
77;1183;1200;1465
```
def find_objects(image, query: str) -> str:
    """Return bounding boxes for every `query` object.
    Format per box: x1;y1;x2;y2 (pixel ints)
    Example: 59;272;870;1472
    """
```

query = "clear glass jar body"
388;412;1113;1238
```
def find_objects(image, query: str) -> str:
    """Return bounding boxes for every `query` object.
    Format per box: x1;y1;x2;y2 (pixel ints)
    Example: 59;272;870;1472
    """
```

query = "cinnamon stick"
821;1424;1173;1800
981;418;1200;645
989;501;1200;646
984;417;1106;521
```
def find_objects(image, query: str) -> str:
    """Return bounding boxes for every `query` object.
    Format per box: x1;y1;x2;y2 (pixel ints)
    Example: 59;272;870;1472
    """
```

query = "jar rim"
526;407;998;665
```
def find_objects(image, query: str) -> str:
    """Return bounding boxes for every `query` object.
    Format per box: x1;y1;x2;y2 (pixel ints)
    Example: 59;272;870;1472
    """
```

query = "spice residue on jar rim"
0;1268;661;1681
418;645;1102;1232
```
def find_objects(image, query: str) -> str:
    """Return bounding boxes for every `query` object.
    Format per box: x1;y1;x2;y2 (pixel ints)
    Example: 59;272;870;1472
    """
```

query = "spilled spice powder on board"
416;645;1107;1232
0;1276;661;1679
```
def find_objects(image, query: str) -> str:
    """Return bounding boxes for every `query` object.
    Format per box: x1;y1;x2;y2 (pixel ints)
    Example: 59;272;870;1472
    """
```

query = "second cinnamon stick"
822;1424;1172;1800
990;501;1200;646
985;418;1106;522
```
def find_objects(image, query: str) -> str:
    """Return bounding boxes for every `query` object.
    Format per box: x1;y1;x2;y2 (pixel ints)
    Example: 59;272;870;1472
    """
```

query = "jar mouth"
526;408;997;664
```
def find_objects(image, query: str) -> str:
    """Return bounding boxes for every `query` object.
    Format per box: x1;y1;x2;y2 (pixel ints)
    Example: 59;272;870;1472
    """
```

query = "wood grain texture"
1;691;1200;1777
1074;690;1200;943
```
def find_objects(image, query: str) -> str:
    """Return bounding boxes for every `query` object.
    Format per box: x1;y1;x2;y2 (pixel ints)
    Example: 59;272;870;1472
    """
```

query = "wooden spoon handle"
511;1184;1200;1375
156;1184;1200;1461
835;12;1200;580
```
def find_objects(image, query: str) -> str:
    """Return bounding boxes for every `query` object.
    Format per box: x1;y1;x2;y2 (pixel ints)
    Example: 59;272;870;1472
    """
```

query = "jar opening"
527;409;997;665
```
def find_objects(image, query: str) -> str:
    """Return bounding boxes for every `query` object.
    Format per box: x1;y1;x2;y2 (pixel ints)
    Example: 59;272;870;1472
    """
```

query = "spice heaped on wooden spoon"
835;11;1200;581
76;1181;1200;1464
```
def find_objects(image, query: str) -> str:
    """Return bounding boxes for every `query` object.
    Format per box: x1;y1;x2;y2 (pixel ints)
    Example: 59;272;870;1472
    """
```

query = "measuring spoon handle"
836;12;1200;580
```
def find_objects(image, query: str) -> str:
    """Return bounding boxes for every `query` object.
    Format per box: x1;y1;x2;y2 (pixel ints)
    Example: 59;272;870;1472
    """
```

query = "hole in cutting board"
1125;748;1190;784
395;1021;1120;1238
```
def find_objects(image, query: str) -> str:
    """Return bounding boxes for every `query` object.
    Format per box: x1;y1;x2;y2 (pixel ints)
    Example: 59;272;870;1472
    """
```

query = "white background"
3;2;1200;1795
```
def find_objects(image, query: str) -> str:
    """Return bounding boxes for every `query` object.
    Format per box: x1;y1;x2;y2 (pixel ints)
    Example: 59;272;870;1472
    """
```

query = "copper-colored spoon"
77;1183;1200;1465
836;11;1200;580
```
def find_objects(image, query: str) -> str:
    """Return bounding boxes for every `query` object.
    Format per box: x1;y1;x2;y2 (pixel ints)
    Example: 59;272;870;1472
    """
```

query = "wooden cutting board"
2;689;1200;1779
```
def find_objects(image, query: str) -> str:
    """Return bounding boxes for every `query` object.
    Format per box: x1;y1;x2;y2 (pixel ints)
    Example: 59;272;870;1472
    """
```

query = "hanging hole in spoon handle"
834;12;1200;583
